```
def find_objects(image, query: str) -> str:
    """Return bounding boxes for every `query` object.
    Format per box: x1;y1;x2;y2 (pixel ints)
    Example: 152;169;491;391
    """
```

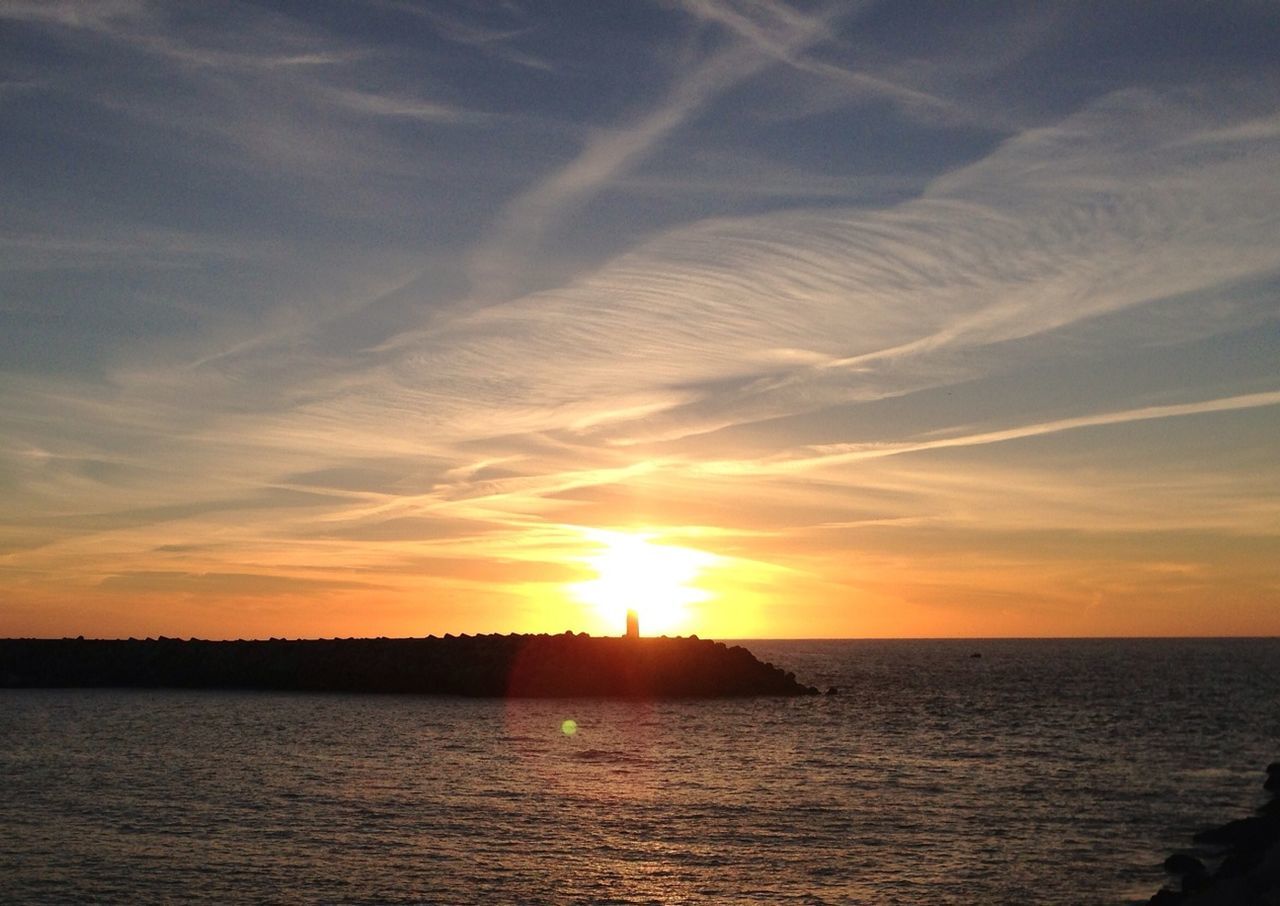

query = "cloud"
0;0;143;29
464;0;837;304
50;82;1270;539
0;0;480;183
675;0;966;123
377;1;554;72
702;390;1280;475
97;570;381;595
2;4;1278;634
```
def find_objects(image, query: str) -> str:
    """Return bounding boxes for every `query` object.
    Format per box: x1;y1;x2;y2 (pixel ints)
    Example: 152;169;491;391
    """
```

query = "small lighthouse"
625;608;640;639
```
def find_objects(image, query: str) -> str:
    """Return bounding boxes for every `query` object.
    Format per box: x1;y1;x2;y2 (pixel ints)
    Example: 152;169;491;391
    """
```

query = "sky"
1;0;1278;640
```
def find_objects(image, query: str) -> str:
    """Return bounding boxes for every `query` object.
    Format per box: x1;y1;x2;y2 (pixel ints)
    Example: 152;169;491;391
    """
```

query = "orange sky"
1;3;1278;640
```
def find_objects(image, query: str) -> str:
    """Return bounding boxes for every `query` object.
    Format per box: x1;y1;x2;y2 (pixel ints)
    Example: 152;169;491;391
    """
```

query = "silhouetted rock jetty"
0;634;819;698
1149;762;1280;905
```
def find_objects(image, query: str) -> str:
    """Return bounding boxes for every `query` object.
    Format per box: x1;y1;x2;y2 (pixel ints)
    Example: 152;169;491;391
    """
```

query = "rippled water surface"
3;638;1279;904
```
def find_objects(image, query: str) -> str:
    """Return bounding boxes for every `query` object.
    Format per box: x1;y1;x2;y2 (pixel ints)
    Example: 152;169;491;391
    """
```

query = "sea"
2;638;1278;905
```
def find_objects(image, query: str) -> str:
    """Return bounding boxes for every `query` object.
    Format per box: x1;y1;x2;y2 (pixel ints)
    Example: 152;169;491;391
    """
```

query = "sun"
568;529;717;636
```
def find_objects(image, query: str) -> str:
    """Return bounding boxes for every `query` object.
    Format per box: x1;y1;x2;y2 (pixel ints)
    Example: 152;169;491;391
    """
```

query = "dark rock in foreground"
1149;762;1280;905
0;634;819;698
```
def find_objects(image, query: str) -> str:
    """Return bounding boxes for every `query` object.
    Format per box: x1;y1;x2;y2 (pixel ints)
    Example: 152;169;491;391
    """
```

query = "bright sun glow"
569;529;718;636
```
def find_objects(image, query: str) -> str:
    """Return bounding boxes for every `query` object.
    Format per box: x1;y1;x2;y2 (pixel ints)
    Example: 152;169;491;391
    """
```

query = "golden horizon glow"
567;529;720;636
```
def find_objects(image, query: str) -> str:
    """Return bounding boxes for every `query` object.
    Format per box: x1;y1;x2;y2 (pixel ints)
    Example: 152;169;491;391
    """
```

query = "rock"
0;635;818;698
825;686;839;695
1148;763;1280;903
1163;853;1208;890
1164;853;1205;876
1193;815;1280;852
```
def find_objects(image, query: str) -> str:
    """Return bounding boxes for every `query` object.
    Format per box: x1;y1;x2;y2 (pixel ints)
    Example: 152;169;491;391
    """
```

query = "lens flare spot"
560;719;578;736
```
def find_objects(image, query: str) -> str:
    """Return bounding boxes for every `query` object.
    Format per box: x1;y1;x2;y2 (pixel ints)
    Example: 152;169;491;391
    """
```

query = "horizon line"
7;633;1278;643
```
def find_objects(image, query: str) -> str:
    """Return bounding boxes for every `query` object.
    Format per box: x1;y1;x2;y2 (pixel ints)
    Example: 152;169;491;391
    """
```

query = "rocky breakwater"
1150;762;1280;905
0;634;819;698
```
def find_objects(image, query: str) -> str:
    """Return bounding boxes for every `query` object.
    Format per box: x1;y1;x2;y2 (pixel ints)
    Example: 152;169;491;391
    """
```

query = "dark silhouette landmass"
0;634;818;698
1150;762;1280;905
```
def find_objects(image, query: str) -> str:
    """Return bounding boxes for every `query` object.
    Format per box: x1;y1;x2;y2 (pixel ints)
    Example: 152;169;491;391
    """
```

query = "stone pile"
0;634;820;698
1150;762;1280;905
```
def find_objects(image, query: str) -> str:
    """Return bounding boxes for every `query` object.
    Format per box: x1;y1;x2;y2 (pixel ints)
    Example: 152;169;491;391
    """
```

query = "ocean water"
2;639;1278;905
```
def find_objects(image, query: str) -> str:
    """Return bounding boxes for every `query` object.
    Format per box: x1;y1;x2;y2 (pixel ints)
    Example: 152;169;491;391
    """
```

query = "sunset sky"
2;1;1278;639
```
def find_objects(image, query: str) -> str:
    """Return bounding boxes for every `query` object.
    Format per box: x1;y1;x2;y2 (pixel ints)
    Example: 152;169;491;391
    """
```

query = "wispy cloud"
2;2;1278;635
676;0;966;123
702;390;1280;475
465;0;838;304
375;1;554;72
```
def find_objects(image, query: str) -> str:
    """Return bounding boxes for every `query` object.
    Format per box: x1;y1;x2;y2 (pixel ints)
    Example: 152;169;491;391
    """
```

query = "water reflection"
2;640;1279;903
